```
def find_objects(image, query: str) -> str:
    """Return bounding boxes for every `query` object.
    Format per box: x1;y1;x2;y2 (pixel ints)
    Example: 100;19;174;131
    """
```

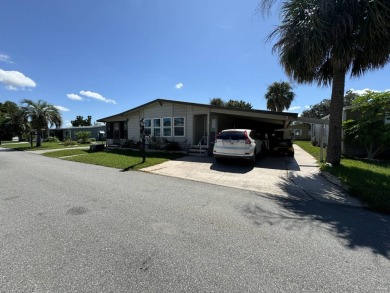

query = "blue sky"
1;0;390;127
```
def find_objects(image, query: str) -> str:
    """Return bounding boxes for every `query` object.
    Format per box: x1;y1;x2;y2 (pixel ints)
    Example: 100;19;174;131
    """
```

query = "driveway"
142;145;362;207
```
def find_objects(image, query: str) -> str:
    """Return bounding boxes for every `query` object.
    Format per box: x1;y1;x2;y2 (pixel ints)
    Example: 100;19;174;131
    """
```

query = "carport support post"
140;119;145;163
319;124;324;162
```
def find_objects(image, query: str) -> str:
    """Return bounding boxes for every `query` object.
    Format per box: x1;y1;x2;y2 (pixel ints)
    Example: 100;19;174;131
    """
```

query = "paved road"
1;148;389;292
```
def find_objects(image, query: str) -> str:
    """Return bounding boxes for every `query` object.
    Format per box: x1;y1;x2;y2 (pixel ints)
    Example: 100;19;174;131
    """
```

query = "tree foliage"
0;101;25;142
225;99;253;109
21;99;62;147
260;0;390;165
343;91;390;159
210;98;253;109
210;98;225;107
264;81;295;112
301;99;331;119
301;90;360;119
71;115;92;127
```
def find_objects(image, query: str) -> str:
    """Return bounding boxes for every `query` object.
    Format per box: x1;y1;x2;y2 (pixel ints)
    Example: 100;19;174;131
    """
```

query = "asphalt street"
1;148;389;292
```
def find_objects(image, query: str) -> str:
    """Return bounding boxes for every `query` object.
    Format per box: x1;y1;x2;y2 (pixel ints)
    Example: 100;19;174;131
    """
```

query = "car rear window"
217;131;246;140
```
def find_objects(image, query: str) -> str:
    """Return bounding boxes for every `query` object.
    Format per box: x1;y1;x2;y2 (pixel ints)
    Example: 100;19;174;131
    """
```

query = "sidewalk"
287;145;362;207
23;146;90;155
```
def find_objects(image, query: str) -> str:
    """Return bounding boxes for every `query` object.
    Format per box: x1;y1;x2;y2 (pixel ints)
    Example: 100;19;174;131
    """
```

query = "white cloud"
349;88;379;95
55;105;70;112
0;69;36;90
175;82;183;89
67;93;84;101
287;106;301;111
0;53;13;63
304;105;310;109
79;90;116;104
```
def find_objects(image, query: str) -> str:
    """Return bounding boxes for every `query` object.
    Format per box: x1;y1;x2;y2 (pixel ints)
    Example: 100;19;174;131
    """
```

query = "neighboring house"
309;106;390;158
289;123;311;140
53;125;106;141
97;99;298;150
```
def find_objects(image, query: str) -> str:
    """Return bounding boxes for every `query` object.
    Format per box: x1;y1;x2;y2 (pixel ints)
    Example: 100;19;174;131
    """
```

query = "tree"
0;101;25;143
264;81;295;112
21;99;62;147
210;98;225;107
344;90;359;107
71;115;92;127
260;0;390;165
301;91;360;119
343;91;390;159
210;98;253;109
301;99;331;119
226;99;253;109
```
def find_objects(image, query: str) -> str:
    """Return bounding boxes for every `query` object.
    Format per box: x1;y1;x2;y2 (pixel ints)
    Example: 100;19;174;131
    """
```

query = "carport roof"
97;98;298;124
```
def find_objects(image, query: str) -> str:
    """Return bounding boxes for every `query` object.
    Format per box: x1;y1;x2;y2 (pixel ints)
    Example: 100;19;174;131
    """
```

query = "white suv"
213;129;262;163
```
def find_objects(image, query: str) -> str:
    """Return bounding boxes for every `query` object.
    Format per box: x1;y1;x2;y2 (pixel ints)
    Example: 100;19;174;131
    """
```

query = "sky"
1;0;390;127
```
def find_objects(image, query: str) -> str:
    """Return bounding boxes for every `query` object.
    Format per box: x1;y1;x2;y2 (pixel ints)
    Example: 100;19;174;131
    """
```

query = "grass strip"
295;140;390;213
44;148;184;171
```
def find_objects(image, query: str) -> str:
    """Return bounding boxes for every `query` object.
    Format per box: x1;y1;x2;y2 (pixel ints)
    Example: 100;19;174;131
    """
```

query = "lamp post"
139;118;145;163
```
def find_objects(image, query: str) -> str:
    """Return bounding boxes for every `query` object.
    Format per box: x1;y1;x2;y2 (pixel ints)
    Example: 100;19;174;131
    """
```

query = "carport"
204;107;298;150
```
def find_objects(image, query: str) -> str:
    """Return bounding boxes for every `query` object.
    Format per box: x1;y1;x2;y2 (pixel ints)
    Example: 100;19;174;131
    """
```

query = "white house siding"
123;102;209;146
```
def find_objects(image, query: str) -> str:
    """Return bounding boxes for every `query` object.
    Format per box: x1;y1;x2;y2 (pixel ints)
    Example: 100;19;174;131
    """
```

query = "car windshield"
217;131;246;140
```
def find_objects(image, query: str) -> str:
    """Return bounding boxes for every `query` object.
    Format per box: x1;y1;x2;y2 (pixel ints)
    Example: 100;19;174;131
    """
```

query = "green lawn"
0;141;91;151
295;140;390;213
43;148;184;171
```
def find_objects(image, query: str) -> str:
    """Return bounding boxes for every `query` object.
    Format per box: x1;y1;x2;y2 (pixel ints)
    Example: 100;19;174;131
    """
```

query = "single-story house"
51;125;106;141
97;99;298;150
289;123;311;140
309;105;390;158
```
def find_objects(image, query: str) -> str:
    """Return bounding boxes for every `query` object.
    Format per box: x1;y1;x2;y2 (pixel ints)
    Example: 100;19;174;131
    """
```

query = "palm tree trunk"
326;68;346;166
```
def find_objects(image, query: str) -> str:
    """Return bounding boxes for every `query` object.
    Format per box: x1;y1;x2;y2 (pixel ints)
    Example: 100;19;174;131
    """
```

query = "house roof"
97;98;298;123
58;125;106;130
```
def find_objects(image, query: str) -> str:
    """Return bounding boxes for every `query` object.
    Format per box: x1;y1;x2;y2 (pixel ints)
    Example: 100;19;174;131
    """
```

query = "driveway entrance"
141;145;362;206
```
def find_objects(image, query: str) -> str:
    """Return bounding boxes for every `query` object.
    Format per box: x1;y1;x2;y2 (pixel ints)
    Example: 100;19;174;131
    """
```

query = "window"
293;129;302;136
162;117;172;137
153;118;161;136
144;119;151;136
174;117;185;137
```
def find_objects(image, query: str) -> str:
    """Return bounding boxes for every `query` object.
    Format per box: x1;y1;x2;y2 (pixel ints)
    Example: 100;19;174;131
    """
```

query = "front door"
113;122;120;142
194;115;207;146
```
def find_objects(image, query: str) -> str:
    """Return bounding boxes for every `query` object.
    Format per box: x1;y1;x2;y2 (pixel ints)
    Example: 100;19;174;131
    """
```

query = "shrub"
75;131;91;144
164;140;181;151
63;139;77;146
47;136;60;143
146;136;164;150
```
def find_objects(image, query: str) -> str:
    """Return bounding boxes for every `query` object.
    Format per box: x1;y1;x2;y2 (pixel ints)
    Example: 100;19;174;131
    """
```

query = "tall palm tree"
21;99;62;147
264;81;295;112
260;0;390;165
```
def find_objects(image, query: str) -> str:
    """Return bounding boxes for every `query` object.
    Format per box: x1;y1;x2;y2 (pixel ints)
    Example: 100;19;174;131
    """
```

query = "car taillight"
244;131;251;144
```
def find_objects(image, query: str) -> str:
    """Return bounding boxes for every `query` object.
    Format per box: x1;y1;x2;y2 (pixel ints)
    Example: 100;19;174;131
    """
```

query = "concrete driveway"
142;145;362;207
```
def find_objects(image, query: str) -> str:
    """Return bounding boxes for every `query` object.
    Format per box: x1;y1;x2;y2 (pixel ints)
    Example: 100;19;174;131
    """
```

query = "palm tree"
21;99;62;147
259;0;390;165
264;81;295;112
